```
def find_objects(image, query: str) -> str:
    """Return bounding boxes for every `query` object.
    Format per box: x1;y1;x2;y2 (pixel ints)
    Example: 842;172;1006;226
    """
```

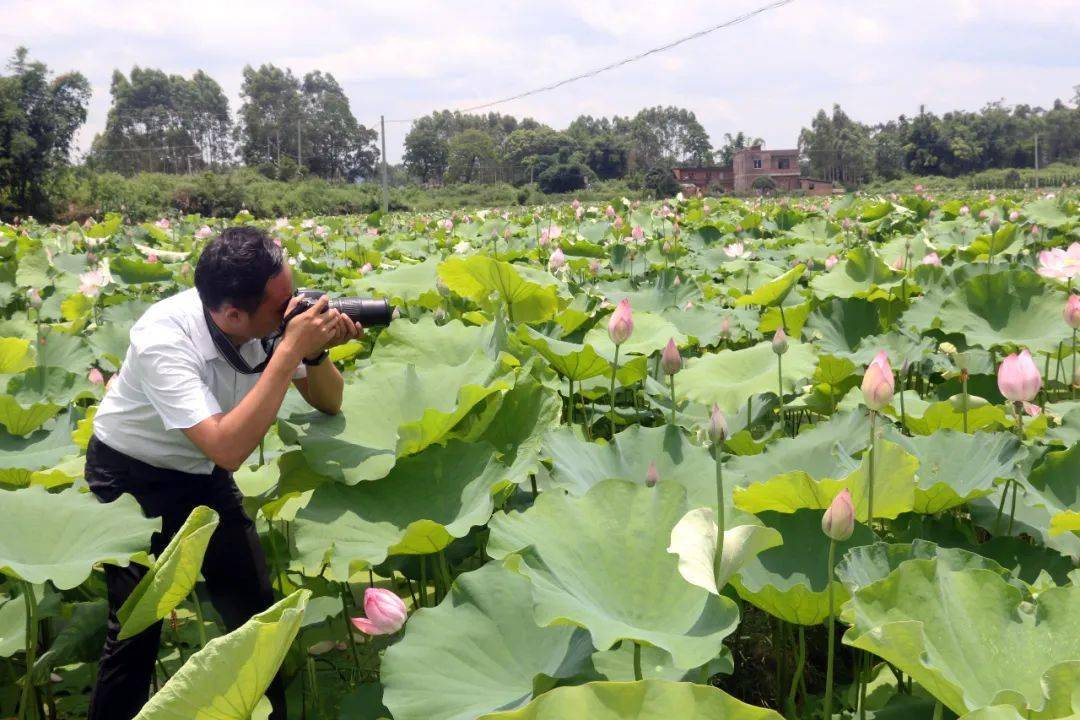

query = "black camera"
286;289;394;328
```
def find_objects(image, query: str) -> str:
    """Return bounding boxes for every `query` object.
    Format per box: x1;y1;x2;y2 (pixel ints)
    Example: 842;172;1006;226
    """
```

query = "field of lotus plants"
1;188;1079;720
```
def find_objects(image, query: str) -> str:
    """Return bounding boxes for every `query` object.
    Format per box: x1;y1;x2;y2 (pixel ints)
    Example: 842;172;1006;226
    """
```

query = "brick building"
672;145;834;195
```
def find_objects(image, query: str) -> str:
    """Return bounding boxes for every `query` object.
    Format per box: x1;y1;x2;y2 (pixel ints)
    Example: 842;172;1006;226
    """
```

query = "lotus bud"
613;216;624;229
645;461;659;487
632;226;644;241
433;307;447;324
661;338;682;375
589;259;601;275
978;209;989;220
607;298;634;345
391;306;401;320
821;488;855;541
989;216;1001;233
921;252;942;267
707;403;728;444
350;588;407;635
663;241;672;254
1009;210;1020;222
571;199;580;211
195;225;213;239
861;351;895;411
771;328;788;355
1031;225;1040;235
360;262;373;274
147;252;158;264
959;205;970;215
28;288;42;309
997;349;1042;403
673;275;681;286
1064;294;1080;329
719;317;732;339
605;205;615;218
548;247;567;272
435;277;450;297
88;368;104;385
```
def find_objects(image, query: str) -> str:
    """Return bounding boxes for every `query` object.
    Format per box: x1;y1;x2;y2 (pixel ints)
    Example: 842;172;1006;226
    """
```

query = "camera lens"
329;297;393;328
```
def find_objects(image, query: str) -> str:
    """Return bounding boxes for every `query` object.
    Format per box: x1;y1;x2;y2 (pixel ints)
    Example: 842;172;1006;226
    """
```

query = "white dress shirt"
94;288;305;473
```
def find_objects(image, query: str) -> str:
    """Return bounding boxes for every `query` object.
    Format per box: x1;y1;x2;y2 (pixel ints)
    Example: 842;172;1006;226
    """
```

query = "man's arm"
291;311;361;415
183;295;338;471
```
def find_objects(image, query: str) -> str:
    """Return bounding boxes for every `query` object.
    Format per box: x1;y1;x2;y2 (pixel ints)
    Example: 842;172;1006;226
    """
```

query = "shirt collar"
183;289;262;364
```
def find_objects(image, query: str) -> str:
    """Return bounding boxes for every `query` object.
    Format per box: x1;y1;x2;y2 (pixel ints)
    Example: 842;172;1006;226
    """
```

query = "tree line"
1;46;1079;217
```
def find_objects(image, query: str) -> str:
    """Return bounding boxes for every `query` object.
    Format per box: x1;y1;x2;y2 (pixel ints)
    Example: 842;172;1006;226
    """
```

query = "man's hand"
280;295;363;361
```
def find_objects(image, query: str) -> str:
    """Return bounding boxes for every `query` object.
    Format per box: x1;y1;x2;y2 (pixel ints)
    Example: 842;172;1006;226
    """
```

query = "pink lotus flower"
605;205;616;218
1031;225;1041;235
959;206;970;216
645;461;659;487
663;241;673;254
273;218;290;231
661;338;682;375
1009;210;1020;222
822;488;855;541
631;225;644;241
707;403;727;443
548;247;567;272
366;227;380;236
301;219;316;229
589;259;600;275
360;262;373;274
719;317;732;339
861;351;895;410
997;349;1042;403
1022;402;1042;417
195;225;213;239
891;256;906;271
613;216;624;229
921;252;942;267
350;588;407;635
441;219;454;232
1037;244;1080;280
79;267;112;298
146;252;158;263
315;225;329;238
571;199;580;211
772;328;788;355
607;298;634;345
154;218;171;230
724;242;750;259
88;368;104;385
825;255;839;269
914;184;923;192
575;207;584;221
1065;295;1080;329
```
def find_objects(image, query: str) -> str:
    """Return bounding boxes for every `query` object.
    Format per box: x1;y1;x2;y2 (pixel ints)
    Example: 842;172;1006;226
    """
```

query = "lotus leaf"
679;340;818;416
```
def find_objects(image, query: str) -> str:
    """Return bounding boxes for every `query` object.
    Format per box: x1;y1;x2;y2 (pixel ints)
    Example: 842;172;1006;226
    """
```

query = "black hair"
194;227;285;313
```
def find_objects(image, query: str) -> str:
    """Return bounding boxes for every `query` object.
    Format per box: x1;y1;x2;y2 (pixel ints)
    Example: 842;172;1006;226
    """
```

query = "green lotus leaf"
1023;199;1072;229
809;247;904;300
381;563;594;720
583;311;688;358
666;507;783;594
476;680;784;720
721;509;875;625
0;337;34;373
734;263;805;307
133;589;310;720
0;393;62;435
660;305;759;347
801;297;884;354
34;330;94;373
1024;443;1080;538
0;593;25;657
110;256;174;284
9;366;97;407
734;439;917;522
903;399;1011;435
117;506;220;640
374;316;485;367
589;640;733;682
835;540;1012;595
354;256;441;308
518;326;611;381
888;430;1025;513
931;270;1069;354
594;277;700;313
725;411;869;488
841;560;1080;719
958;707;1079;720
0;485;159;589
477;374;561;486
679;340;817;416
283;353;513;483
438;255;560;323
32;599;108;681
488;479;740;669
291;441;506;579
0;418;79;487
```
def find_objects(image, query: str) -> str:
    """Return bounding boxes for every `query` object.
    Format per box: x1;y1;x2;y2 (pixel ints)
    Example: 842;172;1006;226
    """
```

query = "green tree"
236;64;303;173
629;106;713;169
0;47;90;218
643;162;680;198
446;129;497;183
402;118;449;183
751;174;777;195
798;104;873;186
299;71;378;181
716;131;763;166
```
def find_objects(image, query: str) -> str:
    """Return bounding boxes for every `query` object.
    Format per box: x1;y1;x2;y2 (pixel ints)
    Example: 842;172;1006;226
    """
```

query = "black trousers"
85;435;285;720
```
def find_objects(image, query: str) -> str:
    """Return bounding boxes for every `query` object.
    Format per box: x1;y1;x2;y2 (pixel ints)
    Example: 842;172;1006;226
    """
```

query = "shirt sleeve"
134;340;223;431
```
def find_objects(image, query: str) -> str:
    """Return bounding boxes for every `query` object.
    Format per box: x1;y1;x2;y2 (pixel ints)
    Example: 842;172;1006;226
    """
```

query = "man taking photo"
85;226;361;720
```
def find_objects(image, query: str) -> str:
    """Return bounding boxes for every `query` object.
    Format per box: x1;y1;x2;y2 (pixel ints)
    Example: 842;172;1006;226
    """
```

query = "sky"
3;0;1078;165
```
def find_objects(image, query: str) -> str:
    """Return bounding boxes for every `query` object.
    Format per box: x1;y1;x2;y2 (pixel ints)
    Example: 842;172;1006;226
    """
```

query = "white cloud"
1;0;1076;163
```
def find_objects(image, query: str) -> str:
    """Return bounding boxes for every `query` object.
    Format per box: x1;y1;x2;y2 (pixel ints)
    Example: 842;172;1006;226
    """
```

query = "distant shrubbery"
862;162;1080;195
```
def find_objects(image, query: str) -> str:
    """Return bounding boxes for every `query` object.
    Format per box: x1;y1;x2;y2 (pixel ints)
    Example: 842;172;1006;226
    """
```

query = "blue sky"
3;0;1078;164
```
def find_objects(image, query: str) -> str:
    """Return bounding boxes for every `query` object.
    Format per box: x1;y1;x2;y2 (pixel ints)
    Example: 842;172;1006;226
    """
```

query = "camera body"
290;289;394;328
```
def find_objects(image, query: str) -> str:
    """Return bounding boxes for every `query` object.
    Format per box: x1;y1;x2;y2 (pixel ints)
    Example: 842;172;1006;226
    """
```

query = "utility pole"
1034;132;1040;190
297;116;302;171
380;115;389;215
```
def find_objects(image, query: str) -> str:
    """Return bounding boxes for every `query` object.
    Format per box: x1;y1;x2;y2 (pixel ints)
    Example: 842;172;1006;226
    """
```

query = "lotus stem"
437;551;454;595
867;411;877;528
609;345;621;437
776;354;784;412
18;581;40;720
419;556;428;607
898;376;907;434
632;641;643;681
567;378;574;425
191;590;207;648
1043;352;1052;410
786;625;806;716
339;582;362;680
668;374;676;426
823;539;838;720
713;449;725;591
1073;328;1077;399
932;701;943;720
961;371;969;433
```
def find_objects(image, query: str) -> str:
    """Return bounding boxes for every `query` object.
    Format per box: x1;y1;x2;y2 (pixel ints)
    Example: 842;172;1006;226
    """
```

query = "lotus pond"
1;190;1080;720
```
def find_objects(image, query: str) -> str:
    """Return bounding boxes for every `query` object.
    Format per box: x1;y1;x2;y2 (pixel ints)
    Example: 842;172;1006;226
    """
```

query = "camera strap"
202;306;276;375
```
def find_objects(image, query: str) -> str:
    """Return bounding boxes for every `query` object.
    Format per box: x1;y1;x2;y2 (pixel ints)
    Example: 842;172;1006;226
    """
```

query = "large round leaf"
488;479;739;669
931;270;1069;354
841;560;1080;719
835;540;1012;595
118;506;220;640
583;311;688;358
438;255;560;323
373;316;486;367
381;563;594;720
679;340;817;416
133;589;310;720
734;263;805;307
476;680;784;720
0;485;159;589
290;441;507;579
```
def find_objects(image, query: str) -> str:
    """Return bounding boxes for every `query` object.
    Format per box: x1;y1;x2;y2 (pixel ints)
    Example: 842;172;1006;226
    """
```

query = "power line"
381;0;796;125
